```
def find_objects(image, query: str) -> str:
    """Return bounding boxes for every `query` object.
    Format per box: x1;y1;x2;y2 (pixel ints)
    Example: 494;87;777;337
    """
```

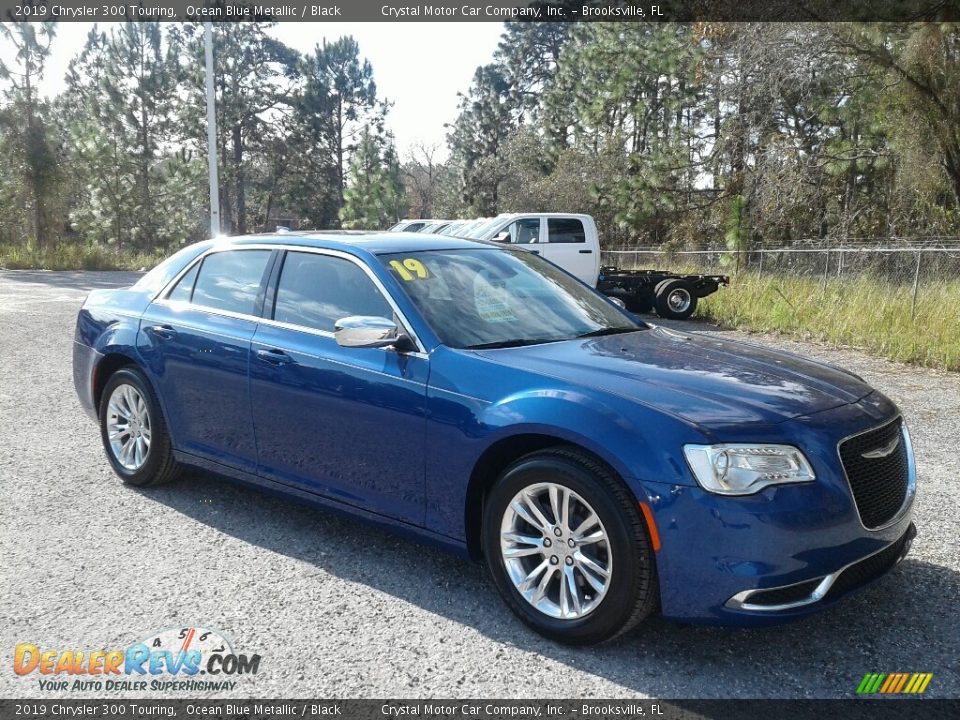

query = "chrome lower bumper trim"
725;525;916;612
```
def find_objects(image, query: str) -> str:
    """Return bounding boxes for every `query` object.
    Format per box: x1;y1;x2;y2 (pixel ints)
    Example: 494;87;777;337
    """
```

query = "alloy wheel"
106;383;152;471
500;482;612;619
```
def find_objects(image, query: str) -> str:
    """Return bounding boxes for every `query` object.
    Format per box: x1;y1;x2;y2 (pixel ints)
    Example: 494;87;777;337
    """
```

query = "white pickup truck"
462;212;729;320
465;213;601;286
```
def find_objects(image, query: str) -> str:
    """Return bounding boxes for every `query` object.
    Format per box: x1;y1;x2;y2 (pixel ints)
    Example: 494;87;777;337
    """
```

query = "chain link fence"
601;237;960;315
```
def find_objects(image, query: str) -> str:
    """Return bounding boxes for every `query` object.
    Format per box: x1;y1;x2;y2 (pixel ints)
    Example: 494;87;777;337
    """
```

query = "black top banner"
2;0;960;23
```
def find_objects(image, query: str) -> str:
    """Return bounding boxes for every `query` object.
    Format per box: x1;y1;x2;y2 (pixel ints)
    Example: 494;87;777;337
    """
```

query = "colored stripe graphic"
857;673;933;694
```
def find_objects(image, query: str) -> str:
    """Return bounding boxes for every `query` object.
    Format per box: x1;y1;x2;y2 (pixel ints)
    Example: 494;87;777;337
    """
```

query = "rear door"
539;217;596;285
248;249;429;525
138;248;275;473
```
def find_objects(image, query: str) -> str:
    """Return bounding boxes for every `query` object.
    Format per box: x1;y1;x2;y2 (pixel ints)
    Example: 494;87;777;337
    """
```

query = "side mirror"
334;316;409;350
492;231;510;243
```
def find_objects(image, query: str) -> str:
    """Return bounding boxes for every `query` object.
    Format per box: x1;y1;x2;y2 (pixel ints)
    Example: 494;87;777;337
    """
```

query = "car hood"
476;326;874;431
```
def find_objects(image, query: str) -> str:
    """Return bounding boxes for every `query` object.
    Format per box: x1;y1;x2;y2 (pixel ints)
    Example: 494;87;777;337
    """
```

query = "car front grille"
838;417;910;529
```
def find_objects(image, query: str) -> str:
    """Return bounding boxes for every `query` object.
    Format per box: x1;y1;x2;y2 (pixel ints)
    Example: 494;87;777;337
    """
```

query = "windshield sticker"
389;258;429;281
474;283;516;323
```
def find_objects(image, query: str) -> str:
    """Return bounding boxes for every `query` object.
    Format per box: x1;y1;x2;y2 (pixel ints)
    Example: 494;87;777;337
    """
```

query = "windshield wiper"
575;327;640;339
465;338;558;349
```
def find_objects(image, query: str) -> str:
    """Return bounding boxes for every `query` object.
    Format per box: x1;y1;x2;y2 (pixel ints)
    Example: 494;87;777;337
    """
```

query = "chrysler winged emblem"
862;435;901;459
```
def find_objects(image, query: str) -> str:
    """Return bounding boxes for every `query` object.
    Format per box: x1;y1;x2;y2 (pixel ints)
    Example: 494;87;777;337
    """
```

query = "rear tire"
99;367;180;487
654;279;697;320
482;447;658;645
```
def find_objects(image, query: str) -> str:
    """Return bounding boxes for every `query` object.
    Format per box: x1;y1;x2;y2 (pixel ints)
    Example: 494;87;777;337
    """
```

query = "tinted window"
547;218;585;243
404;222;427;232
273;252;392;333
382;249;640;348
191;250;271;315
167;262;199;302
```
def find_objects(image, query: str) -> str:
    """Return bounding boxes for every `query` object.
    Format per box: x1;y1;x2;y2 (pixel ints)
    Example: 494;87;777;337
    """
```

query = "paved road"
1;270;957;699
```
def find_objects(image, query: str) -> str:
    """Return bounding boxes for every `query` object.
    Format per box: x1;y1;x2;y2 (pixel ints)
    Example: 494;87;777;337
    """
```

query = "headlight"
683;444;816;495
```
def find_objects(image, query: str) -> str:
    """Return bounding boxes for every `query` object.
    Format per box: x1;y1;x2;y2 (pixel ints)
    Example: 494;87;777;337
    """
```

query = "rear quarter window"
131;242;211;296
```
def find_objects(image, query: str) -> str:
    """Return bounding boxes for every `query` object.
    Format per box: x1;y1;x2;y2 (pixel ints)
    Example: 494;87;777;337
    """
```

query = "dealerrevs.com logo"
13;626;261;692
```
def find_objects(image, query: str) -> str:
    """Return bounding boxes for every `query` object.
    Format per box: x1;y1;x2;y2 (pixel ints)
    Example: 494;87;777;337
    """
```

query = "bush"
0;243;165;271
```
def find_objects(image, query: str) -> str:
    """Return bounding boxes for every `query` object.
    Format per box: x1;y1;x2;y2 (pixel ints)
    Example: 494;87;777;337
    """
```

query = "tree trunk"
24;69;44;251
233;123;246;235
944;142;960;209
140;101;151;250
332;100;345;227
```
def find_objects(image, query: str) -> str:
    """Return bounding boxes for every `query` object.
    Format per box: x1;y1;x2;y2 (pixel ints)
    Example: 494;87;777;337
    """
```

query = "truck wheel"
624;295;652;314
655;279;697;320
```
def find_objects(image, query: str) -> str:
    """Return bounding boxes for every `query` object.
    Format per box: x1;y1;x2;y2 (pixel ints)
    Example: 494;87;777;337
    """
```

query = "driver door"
248;250;428;525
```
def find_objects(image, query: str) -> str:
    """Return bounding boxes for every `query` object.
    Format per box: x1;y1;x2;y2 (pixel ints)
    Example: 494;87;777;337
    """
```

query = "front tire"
99;367;180;487
482;447;658;645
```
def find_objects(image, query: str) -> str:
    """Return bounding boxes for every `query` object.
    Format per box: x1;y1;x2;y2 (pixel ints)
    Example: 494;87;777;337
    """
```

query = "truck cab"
468;213;601;286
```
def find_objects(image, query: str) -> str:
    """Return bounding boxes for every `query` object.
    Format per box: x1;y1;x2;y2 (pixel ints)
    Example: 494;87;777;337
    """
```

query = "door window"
507;218;541;244
273;252;393;333
547;218;586;243
188;250;272;315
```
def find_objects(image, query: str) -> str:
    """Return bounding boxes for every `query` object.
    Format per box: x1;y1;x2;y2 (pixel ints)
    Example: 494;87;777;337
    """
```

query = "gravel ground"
1;269;958;700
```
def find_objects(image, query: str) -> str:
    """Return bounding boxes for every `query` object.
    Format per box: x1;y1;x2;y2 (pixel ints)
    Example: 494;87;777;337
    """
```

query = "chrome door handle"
147;324;177;340
255;348;293;365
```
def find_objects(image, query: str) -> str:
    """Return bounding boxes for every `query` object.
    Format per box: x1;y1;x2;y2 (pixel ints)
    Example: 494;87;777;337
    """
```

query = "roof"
226;231;495;255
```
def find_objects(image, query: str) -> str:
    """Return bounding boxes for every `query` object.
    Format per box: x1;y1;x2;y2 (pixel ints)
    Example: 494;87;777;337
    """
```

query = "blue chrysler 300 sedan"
73;233;917;644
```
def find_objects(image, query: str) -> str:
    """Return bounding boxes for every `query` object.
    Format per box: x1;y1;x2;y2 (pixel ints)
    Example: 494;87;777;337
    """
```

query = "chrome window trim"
155;299;263;326
835;414;916;533
725;527;914;612
153;243;427;355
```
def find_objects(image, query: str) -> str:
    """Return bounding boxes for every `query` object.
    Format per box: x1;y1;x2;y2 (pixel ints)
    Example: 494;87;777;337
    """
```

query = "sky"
11;21;505;160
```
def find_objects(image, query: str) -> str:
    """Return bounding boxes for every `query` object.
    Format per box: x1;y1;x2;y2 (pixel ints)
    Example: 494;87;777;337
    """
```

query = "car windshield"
381;249;643;349
465;216;505;238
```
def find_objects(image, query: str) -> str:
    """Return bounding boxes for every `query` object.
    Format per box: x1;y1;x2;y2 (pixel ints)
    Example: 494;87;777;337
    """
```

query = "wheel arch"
93;352;141;415
463;432;639;560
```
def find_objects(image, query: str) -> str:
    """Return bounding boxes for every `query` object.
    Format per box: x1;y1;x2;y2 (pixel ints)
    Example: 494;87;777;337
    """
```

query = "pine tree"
300;37;382;220
66;23;205;251
0;22;58;249
340;126;404;230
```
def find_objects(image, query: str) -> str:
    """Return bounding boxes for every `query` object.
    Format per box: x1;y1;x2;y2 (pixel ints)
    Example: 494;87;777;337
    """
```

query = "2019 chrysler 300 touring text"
73;232;917;644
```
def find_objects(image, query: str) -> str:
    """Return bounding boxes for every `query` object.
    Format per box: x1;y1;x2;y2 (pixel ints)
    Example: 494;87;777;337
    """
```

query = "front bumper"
725;522;915;612
635;399;917;624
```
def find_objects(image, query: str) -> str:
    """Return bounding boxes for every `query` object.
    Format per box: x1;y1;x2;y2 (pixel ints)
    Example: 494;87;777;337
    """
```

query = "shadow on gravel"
141;469;959;698
0;270;143;291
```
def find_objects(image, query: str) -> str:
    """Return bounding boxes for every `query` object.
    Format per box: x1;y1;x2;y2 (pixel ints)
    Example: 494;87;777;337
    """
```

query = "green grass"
698;271;960;372
0;243;165;271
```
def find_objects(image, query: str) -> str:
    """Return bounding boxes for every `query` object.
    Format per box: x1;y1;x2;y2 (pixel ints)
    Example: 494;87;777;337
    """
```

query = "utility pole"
204;22;221;237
